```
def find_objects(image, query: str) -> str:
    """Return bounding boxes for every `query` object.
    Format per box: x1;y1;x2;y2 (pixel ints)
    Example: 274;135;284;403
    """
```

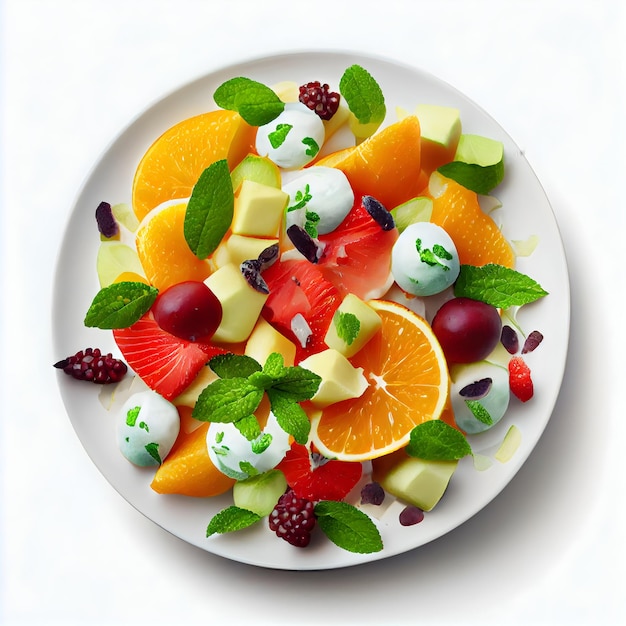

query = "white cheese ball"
450;361;510;434
206;411;291;481
391;221;460;296
283;166;354;236
117;391;180;467
255;102;325;170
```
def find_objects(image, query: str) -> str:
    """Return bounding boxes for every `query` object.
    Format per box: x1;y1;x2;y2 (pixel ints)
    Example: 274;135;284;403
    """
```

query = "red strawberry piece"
113;312;226;400
261;259;342;362
508;356;534;402
276;442;362;502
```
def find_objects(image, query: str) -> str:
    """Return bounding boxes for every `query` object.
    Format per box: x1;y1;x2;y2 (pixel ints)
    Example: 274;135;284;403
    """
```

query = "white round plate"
53;50;570;570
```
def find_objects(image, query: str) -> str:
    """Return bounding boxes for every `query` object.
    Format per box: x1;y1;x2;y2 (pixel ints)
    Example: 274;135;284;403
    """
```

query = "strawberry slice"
113;312;226;400
508;356;534;402
276;442;362;502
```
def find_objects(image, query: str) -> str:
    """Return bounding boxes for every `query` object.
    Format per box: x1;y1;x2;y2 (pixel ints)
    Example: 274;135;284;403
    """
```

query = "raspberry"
268;489;316;547
298;81;340;120
54;348;128;384
508;356;533;402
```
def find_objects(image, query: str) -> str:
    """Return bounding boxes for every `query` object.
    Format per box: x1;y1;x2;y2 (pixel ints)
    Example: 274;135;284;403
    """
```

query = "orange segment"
136;202;212;291
310;300;449;462
151;420;235;497
314;115;426;210
132;110;256;221
429;172;515;268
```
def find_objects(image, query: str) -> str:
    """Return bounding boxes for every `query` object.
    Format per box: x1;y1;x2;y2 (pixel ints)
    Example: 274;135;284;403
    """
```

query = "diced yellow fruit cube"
272;80;299;103
225;234;278;267
245;317;296;368
298;349;368;408
414;104;461;149
324;294;382;358
232;180;288;237
205;263;268;343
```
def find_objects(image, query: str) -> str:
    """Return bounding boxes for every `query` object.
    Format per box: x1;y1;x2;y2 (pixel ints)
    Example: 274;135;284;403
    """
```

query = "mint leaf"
333;311;361;346
454;264;549;307
465;400;493;425
184;159;234;259
339;65;386;125
84;281;158;329
266;389;310;444
206;506;261;537
192;378;264;423
251;433;273;454
437;161;504;195
209;353;261;379
268;123;292;148
406;420;472;461
314;501;383;554
270;365;321;402
301;136;320;158
213;77;285;126
144;442;161;465
234;414;262;441
262;352;285;379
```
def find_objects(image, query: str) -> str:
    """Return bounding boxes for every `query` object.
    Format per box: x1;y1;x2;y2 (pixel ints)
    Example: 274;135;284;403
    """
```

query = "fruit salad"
55;64;548;555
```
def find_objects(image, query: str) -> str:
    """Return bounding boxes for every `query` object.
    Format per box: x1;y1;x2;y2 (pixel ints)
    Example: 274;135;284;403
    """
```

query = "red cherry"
152;281;222;342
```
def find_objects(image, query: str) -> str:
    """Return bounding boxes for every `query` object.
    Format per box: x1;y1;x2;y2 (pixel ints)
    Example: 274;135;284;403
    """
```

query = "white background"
1;0;624;624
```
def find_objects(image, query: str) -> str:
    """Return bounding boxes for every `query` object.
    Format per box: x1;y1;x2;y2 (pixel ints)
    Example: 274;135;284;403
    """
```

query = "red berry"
298;81;340;120
268;489;316;547
508;356;534;402
152;281;222;343
53;348;127;384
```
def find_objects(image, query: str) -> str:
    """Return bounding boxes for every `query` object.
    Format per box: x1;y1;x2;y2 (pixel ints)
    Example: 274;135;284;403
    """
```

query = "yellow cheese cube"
232;180;288;237
225;234;278;267
245;318;296;367
298;349;368;408
324;294;382;358
205;263;268;343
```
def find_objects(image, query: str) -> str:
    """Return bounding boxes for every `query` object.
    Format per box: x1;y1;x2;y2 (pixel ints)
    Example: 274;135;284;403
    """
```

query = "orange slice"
429;172;515;268
309;300;449;462
135;202;212;291
314;115;426;210
132;110;256;221
151;418;235;497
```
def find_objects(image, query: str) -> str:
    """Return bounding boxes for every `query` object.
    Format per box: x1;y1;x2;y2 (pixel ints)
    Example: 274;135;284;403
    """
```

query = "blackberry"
54;348;128;384
298;81;340;120
268;489;316;547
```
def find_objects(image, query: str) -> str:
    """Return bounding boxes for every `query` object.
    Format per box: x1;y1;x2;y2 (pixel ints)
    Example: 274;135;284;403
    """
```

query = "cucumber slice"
232;469;287;516
96;241;145;287
231;154;281;191
390;196;433;233
437;134;504;194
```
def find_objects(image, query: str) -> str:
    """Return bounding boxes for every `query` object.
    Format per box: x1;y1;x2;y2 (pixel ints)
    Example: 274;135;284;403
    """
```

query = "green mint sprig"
192;352;320;444
333;311;360;346
84;281;158;329
213;77;285;126
465;400;493;426
206;506;261;537
339;64;386;126
184;159;234;260
406;420;473;461
454;264;549;308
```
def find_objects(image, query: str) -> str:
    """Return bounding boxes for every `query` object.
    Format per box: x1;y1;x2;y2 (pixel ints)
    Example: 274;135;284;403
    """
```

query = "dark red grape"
152;281;222;342
431;297;502;364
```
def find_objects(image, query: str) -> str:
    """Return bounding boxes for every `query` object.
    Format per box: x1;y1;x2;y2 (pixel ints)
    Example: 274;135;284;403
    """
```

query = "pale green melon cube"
232;180;288;237
298;349;368;408
415;103;462;149
324;294;382;358
205;263;268;343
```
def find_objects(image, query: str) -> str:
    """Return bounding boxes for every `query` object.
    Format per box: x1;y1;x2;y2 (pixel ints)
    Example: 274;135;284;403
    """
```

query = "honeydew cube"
414;103;462;172
225;234;278;267
205;263;268;343
372;450;458;511
298;349;368;408
245;317;296;367
324;294;382;358
232;180;288;238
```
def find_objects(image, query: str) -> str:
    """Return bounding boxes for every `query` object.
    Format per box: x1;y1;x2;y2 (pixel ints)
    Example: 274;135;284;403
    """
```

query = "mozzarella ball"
391;222;460;296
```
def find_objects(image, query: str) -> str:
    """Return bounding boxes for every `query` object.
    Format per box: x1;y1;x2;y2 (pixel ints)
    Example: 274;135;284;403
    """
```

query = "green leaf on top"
84;281;158;329
184;159;234;260
454;264;549;308
266;388;310;445
333;310;361;346
339;64;386;125
206;506;261;537
213;77;285;126
209;353;262;379
192;377;264;423
406;420;472;461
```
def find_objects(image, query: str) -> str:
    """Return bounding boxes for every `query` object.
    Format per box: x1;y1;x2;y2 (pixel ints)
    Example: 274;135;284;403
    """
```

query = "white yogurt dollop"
207;411;291;480
117;391;180;467
283;166;354;236
255;102;325;170
391;221;460;296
